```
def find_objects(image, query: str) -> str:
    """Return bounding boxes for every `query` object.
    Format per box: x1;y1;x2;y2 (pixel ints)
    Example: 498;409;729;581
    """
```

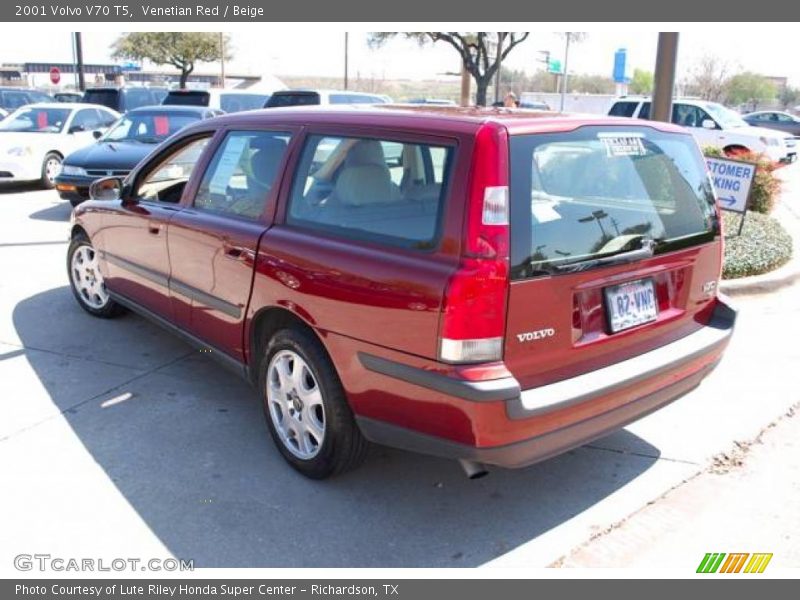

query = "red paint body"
73;106;735;466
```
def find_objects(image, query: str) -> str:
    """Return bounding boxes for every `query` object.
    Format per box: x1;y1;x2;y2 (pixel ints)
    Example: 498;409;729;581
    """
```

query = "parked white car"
608;97;797;163
0;103;119;188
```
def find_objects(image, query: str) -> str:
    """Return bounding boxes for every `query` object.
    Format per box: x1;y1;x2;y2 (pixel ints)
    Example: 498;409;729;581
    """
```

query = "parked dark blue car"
56;105;222;206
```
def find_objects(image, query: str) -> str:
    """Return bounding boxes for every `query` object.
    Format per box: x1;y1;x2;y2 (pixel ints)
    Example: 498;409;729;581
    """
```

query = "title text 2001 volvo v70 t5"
68;106;736;479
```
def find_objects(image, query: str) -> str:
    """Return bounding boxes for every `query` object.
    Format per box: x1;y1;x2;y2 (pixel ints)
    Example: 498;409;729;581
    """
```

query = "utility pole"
219;32;226;88
559;33;572;112
460;64;471;107
74;32;85;92
494;33;504;103
651;32;679;123
344;32;349;90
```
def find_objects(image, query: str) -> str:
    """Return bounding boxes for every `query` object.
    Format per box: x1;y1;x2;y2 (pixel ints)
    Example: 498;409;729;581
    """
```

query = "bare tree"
369;32;530;106
682;54;735;102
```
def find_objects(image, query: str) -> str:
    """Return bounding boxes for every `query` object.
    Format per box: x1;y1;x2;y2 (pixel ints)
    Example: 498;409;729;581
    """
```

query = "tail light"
439;124;510;363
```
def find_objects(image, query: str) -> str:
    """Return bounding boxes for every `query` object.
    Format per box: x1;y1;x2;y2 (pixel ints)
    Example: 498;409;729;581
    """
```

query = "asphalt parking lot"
1;176;799;570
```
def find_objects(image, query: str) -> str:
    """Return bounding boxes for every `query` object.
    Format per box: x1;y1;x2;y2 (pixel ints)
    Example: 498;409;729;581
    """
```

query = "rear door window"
194;131;290;219
286;134;453;249
508;126;719;279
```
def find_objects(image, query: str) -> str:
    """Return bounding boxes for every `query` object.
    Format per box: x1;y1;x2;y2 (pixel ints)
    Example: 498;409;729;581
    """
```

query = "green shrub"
722;211;793;279
704;146;781;214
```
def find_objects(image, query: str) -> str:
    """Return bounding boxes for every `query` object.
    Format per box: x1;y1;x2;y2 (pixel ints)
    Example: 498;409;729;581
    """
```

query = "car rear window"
265;92;321;108
286;135;453;250
163;91;210;107
508;126;719;279
83;89;119;110
609;101;639;117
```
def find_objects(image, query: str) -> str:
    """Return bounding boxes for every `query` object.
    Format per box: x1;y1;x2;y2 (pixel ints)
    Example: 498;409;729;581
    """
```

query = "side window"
638;103;651;120
286;134;453;250
609;101;638;117
194;131;290;219
96;109;117;127
71;109;100;131
135;136;211;204
776;113;792;122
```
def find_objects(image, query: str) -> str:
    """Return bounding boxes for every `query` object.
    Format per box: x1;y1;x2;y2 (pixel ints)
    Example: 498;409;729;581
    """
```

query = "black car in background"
0;87;53;117
56;105;221;206
82;86;168;114
743;111;800;137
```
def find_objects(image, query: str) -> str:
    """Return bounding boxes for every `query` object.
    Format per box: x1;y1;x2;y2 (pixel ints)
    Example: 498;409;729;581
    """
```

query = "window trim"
280;129;457;254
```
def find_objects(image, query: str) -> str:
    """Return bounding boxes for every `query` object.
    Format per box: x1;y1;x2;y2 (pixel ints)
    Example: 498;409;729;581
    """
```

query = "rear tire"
41;152;62;189
67;232;124;318
259;328;368;479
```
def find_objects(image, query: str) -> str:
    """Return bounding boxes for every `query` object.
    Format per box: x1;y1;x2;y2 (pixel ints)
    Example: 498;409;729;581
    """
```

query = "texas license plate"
604;278;658;333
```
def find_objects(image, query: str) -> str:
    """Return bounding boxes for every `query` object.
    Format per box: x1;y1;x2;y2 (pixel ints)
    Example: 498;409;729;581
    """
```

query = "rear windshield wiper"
524;238;661;277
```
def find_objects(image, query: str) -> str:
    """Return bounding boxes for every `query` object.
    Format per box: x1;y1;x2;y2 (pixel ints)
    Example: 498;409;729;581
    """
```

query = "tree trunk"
179;63;194;89
474;77;490;106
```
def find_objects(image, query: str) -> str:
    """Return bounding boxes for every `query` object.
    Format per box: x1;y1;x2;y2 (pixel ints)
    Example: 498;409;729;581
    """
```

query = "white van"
162;89;271;113
608;97;796;163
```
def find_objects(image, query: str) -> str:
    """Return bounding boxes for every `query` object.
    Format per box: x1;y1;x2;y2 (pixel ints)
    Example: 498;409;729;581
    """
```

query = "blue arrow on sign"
719;196;736;207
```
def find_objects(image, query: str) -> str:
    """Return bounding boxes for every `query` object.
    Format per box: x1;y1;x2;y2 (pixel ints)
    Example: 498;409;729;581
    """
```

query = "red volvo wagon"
68;106;736;479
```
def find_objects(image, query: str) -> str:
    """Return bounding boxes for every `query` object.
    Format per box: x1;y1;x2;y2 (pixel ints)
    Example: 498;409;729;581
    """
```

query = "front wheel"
259;328;368;479
41;152;62;189
67;233;124;318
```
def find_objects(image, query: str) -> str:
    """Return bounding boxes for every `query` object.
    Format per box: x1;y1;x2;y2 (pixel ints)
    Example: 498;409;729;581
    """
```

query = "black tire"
67;232;125;318
41;152;62;189
259;328;368;479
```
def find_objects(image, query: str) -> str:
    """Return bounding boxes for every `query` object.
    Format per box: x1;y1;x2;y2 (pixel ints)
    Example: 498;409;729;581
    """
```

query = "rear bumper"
356;297;736;469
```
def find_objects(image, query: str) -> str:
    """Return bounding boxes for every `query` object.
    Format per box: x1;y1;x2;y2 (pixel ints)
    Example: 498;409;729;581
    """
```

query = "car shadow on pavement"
0;182;43;195
13;286;662;568
28;202;72;222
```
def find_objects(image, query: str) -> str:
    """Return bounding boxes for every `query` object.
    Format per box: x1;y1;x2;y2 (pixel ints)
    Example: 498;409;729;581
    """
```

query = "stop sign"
49;67;60;85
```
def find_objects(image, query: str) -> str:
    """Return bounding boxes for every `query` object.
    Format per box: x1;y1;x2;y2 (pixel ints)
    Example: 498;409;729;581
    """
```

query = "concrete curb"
719;165;800;297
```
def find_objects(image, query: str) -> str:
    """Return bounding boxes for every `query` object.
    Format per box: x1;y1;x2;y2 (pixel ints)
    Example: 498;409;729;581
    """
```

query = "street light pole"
559;33;571;112
74;32;85;92
651;32;679;123
219;32;226;88
344;32;349;90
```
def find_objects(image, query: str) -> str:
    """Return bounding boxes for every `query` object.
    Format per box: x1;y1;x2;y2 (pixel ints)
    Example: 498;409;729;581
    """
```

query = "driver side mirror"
701;119;717;130
89;176;124;202
92;130;103;140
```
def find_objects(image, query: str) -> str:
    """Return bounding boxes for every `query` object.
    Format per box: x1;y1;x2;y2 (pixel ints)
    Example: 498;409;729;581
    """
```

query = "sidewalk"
555;402;800;569
720;162;800;296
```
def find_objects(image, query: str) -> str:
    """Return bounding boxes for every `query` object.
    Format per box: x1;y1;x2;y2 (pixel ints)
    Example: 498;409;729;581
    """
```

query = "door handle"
224;246;243;259
148;224;161;235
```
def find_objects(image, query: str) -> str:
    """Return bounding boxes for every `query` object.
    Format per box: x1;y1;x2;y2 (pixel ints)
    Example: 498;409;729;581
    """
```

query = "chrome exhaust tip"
459;459;489;479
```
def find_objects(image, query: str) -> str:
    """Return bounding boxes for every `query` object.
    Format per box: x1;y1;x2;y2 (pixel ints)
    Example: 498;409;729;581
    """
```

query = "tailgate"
505;124;721;389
